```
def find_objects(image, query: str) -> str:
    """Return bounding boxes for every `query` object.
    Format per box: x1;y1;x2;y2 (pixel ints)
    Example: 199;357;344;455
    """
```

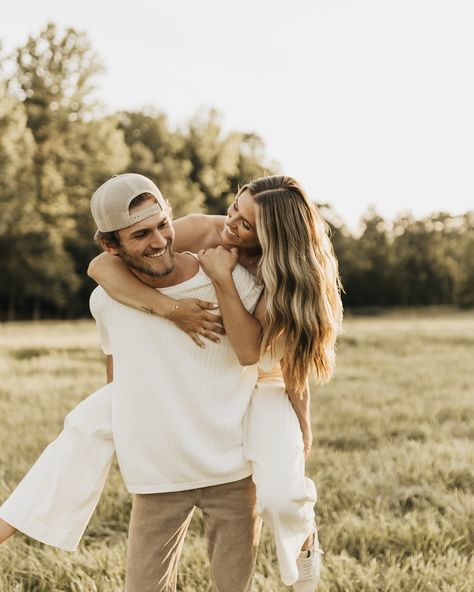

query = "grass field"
0;311;473;591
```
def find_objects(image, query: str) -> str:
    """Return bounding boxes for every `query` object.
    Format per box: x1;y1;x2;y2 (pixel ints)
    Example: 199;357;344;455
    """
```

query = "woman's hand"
168;298;225;347
198;246;238;285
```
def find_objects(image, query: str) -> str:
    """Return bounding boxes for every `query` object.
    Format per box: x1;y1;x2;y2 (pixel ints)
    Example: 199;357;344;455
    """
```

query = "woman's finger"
197;300;219;310
190;332;206;347
201;311;223;324
202;322;225;336
201;330;220;343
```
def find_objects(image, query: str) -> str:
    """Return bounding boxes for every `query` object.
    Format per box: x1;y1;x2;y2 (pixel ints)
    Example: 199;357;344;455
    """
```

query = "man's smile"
145;246;168;258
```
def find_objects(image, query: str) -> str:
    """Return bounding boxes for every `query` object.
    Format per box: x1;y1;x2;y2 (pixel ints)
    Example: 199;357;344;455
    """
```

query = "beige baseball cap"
91;173;168;232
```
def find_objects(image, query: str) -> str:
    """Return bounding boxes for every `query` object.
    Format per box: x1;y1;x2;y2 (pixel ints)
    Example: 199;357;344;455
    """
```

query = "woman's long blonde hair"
239;175;343;394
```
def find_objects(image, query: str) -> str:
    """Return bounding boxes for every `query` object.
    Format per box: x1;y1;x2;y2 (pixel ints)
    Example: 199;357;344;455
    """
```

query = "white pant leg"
0;383;114;551
244;378;317;586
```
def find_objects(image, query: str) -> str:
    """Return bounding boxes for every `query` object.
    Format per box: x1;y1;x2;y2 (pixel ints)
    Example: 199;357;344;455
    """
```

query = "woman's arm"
198;247;313;455
286;379;313;460
198;247;263;365
88;252;175;318
173;214;225;252
88;253;223;346
88;215;227;346
281;359;313;459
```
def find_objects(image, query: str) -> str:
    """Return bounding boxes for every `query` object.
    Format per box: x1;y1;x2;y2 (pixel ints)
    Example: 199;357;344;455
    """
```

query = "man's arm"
106;355;113;383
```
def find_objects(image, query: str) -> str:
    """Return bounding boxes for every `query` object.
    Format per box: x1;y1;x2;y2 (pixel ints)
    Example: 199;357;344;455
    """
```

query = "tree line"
0;24;472;320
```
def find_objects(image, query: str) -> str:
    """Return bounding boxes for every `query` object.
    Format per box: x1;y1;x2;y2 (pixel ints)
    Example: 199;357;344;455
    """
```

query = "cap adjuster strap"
128;203;163;224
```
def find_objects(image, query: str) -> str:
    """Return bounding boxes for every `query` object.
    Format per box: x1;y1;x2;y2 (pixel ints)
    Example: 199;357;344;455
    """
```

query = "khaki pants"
125;476;261;592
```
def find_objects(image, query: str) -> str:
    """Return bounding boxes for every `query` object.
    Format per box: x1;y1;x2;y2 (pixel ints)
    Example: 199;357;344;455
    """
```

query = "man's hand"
168;298;225;347
198;246;238;285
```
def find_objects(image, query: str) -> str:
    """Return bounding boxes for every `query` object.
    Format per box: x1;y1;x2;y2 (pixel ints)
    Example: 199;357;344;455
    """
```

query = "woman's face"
221;190;260;250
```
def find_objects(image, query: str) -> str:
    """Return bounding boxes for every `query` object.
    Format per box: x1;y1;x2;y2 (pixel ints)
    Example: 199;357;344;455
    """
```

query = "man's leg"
125;490;196;592
200;476;261;592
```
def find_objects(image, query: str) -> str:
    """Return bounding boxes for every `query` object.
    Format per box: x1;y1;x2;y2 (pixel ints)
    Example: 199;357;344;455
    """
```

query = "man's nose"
150;230;167;248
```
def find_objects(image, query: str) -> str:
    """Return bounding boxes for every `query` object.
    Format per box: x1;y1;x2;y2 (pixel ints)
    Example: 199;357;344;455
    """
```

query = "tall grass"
0;311;472;591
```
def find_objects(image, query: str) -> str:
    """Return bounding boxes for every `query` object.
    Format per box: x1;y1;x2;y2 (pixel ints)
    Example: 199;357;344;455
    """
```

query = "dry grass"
0;311;473;591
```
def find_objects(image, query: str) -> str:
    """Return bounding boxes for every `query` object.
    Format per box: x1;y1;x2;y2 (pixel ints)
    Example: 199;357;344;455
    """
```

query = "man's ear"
99;238;120;255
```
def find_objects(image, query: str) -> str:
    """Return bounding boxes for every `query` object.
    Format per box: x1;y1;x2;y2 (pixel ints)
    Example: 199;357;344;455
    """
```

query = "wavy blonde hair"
239;175;343;394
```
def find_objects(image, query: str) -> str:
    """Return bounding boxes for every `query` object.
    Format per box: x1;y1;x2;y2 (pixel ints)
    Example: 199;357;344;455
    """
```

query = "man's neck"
131;252;199;289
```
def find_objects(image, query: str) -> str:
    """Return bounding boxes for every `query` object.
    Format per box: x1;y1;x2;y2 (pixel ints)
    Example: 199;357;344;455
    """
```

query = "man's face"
111;199;176;278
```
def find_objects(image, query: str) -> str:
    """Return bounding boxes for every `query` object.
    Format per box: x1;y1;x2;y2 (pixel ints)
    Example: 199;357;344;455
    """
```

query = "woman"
0;175;342;589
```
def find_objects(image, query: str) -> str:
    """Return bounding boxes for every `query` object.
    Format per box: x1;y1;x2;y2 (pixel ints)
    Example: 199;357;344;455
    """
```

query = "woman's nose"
227;210;238;224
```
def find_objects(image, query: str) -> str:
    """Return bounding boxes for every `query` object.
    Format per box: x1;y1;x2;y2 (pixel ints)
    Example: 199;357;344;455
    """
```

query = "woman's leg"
0;383;114;551
0;520;16;544
244;378;318;587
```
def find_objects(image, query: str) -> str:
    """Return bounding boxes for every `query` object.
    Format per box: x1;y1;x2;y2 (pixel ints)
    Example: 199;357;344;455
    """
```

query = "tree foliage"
0;24;472;318
0;25;275;318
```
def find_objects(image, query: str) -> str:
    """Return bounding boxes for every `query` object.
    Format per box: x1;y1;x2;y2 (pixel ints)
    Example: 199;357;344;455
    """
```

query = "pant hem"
0;507;79;551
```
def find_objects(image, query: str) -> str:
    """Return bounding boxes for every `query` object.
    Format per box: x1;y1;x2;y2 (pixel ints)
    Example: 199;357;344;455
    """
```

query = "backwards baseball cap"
91;173;168;232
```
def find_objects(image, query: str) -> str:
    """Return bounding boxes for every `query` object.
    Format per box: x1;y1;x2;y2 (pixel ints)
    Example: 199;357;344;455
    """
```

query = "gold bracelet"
169;299;179;319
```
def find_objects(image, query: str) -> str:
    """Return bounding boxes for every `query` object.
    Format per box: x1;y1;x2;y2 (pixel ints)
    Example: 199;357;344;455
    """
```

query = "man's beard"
118;246;176;278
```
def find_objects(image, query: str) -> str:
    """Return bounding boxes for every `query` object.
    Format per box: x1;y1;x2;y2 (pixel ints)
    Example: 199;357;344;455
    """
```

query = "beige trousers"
125;476;261;592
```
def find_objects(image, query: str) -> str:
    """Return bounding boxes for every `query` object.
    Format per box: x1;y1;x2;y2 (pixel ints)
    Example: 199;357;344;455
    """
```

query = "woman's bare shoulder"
173;214;226;252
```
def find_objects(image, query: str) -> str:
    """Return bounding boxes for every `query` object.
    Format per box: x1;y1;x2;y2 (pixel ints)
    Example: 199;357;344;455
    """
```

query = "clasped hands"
167;247;237;347
198;246;238;283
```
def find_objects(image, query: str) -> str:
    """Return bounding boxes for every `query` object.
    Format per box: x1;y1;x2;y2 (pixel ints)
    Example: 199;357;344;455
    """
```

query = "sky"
2;0;473;231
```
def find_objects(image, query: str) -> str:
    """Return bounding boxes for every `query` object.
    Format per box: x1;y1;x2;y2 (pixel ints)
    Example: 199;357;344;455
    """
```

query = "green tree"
183;109;275;214
392;214;461;305
337;210;395;307
0;82;36;318
118;111;204;217
453;214;474;308
8;22;104;226
4;24;129;317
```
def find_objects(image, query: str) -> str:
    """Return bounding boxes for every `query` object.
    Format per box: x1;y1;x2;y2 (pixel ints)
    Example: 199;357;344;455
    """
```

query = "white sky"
2;0;473;230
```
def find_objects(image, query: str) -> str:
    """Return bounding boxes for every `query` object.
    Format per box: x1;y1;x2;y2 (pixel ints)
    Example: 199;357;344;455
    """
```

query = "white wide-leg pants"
0;384;114;551
244;377;317;586
0;379;316;585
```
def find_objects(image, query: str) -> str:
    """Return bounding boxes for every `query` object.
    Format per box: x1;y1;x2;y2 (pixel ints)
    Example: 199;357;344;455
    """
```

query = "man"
89;173;263;591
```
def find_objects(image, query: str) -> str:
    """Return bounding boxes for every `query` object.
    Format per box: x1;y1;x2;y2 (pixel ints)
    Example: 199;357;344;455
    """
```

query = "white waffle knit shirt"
90;262;263;494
